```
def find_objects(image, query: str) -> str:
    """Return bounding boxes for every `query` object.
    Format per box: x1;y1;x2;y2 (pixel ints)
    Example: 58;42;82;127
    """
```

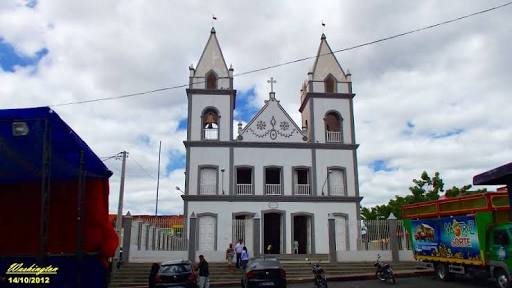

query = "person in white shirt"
240;246;250;270
234;239;244;268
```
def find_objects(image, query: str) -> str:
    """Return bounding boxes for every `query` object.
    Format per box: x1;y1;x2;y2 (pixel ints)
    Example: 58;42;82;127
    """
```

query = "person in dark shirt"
148;263;160;288
196;255;209;288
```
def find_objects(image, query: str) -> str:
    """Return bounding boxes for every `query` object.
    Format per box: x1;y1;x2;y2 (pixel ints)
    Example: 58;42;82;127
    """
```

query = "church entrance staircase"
108;255;432;287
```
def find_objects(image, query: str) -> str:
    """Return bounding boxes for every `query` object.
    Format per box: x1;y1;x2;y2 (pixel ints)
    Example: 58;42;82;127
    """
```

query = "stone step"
115;263;418;271
108;269;434;288
109;261;428;288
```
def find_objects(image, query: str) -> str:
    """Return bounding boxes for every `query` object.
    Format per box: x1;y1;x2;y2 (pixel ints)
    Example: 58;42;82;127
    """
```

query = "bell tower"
186;28;236;142
299;33;354;145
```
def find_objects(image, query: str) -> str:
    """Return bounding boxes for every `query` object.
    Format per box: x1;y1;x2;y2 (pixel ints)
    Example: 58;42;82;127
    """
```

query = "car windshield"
160;264;191;274
247;258;281;270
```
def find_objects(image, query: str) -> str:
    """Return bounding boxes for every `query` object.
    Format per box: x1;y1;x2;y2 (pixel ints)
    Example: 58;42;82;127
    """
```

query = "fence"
359;219;410;251
130;216;187;251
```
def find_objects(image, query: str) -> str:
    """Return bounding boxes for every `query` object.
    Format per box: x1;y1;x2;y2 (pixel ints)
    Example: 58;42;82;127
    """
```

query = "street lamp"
175;186;184;194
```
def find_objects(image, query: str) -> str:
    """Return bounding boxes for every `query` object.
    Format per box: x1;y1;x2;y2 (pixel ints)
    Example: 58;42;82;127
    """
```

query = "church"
182;28;361;260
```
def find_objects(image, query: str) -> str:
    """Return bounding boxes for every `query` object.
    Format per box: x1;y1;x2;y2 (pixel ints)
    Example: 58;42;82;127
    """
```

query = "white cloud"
1;0;511;214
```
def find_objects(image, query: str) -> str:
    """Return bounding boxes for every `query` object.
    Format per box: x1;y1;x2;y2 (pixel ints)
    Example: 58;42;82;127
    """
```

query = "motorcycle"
311;262;328;288
374;254;395;284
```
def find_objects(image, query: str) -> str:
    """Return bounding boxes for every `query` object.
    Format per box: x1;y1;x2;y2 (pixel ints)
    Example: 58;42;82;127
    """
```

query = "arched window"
324;111;342;143
324;74;336;93
327;168;347;196
206;71;218;89
202;108;219;140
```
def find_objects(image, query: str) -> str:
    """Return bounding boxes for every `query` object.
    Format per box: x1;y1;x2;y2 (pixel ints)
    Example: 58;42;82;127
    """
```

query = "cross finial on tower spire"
267;77;276;93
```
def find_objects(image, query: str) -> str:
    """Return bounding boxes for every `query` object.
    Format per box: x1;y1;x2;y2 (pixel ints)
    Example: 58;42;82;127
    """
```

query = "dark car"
241;256;287;288
150;260;198;288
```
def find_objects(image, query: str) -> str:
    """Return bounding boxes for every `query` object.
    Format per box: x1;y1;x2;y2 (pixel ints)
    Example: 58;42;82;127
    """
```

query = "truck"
402;192;512;288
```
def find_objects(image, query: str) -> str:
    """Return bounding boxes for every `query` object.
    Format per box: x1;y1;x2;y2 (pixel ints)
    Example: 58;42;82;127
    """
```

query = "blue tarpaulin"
0;107;112;183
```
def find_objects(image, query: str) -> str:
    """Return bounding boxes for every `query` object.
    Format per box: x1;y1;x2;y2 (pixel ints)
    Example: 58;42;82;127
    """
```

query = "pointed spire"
194;28;229;78
310;33;346;82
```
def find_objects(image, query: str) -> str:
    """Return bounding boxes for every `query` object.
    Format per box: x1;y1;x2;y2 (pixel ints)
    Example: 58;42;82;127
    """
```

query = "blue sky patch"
430;128;464;139
136;134;151;145
402;121;415;136
235;87;259;123
370;160;396;172
177;118;187;130
26;0;37;8
0;39;48;72
165;151;185;174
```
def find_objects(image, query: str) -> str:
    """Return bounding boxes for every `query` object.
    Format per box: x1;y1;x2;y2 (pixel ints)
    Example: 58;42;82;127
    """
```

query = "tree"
445;184;487;197
408;171;444;203
360;171;482;219
361;207;378;220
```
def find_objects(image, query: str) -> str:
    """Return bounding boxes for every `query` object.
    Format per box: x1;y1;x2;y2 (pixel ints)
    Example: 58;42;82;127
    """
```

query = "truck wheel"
435;263;451;281
495;269;510;288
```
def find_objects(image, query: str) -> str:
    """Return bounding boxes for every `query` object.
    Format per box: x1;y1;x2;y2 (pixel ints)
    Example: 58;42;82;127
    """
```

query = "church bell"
205;112;216;128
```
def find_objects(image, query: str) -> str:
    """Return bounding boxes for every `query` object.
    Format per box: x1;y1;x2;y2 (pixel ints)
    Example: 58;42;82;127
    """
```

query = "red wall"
0;178;118;259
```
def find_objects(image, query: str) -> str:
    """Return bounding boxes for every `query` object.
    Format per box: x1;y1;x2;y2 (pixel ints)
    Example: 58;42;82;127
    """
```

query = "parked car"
241;256;287;288
150;260;198;288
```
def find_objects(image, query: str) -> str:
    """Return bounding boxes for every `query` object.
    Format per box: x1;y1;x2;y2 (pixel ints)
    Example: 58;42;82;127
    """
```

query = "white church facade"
182;28;361;260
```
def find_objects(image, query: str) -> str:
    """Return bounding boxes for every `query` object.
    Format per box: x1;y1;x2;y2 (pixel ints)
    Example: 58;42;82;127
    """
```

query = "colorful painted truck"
402;192;512;288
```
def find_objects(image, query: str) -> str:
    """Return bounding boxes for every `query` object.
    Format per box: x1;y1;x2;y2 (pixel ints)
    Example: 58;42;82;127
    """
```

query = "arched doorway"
263;212;284;254
292;213;313;254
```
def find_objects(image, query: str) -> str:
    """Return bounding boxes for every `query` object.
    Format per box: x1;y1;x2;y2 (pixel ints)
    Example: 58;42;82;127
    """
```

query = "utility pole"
155;141;162;215
114;151;128;264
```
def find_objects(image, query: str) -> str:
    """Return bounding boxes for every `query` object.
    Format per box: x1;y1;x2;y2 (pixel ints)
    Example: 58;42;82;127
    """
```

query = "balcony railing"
199;184;217;195
236;184;253;195
203;128;218;140
265;184;282;195
295;184;311;195
326;131;342;143
329;185;345;196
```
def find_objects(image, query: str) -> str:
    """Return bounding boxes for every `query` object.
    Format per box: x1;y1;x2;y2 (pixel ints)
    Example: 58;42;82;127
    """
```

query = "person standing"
235;239;244;268
226;243;235;270
148;263;160;288
196;255;210;288
241;246;250;270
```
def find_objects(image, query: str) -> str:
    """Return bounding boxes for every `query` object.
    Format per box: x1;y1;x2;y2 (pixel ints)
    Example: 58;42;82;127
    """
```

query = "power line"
101;154;118;162
130;155;157;180
34;1;511;108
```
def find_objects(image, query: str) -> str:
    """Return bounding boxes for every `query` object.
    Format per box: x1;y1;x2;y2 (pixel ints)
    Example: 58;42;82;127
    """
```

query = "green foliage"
360;171;484;220
445;184;487;197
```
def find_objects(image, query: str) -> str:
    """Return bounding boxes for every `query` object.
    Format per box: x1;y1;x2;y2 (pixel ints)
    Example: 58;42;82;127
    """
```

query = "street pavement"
288;276;495;288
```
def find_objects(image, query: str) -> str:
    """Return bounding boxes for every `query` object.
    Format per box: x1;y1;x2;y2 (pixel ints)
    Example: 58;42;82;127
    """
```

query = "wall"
129;251;188;263
336;250;414;262
312;97;353;144
234;147;312;196
315;149;356;197
239;99;304;143
188;201;358;255
188;147;230;195
337;250;391;262
190;94;232;141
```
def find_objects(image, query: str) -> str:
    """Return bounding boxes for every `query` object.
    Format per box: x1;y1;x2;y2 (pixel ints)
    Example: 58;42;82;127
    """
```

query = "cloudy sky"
1;0;511;215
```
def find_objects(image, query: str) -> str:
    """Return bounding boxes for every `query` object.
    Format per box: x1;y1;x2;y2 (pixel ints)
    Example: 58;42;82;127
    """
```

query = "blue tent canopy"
0;107;112;184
